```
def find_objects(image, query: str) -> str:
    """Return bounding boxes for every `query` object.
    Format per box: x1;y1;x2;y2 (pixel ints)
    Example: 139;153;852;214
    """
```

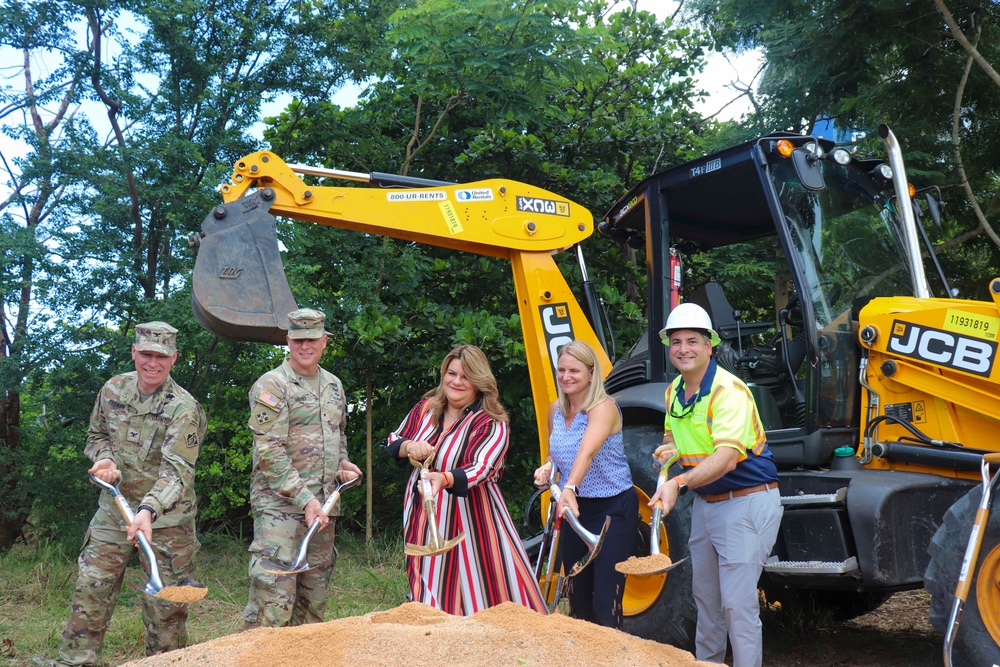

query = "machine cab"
601;132;928;467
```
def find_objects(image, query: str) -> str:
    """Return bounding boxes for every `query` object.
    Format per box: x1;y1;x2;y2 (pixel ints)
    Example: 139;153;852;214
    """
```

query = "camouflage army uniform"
57;371;206;666
242;359;350;628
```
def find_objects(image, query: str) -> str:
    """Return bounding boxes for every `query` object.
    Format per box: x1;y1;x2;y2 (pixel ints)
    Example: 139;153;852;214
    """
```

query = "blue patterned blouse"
548;404;632;498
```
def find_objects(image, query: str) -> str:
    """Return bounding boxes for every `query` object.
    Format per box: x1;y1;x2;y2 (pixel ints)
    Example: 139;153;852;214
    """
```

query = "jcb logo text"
887;320;997;377
540;303;574;385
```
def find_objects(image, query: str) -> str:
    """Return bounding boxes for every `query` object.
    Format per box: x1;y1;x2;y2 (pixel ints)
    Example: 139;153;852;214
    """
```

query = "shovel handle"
418;471;446;550
944;454;1000;666
650;468;668;554
88;475;165;591
317;473;361;517
296;475;363;563
534;499;557;579
542;514;563;611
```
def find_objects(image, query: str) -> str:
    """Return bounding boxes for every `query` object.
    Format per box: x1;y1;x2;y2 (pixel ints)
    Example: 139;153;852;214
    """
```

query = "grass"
0;530;409;667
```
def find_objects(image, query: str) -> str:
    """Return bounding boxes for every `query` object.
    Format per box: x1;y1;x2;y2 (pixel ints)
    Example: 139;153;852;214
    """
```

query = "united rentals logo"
887;319;997;378
516;196;570;217
455;188;493;202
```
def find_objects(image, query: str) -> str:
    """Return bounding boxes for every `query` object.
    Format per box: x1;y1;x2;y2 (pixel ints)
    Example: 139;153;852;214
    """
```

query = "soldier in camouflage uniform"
242;308;362;629
40;322;207;667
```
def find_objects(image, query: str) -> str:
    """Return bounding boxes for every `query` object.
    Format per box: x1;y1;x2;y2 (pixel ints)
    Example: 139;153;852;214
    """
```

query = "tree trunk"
366;377;373;545
0;391;27;551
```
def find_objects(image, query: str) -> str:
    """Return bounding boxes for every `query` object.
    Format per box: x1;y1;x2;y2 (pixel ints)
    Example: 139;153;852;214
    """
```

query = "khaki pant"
242;508;337;629
57;518;197;666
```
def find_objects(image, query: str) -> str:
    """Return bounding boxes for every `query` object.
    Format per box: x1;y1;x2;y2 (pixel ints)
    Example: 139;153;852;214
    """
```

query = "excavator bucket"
190;190;298;345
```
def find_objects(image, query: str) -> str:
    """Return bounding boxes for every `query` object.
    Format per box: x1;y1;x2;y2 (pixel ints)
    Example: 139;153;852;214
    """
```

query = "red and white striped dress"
388;397;547;616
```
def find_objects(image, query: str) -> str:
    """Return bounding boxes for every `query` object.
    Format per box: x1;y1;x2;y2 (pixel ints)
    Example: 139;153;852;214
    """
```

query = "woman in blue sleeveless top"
533;340;637;628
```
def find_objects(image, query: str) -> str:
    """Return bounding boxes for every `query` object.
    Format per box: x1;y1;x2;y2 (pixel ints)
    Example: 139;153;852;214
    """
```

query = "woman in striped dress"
386;345;546;615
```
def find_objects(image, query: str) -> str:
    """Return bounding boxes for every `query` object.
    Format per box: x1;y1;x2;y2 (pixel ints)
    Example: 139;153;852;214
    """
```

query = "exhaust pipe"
877;125;932;299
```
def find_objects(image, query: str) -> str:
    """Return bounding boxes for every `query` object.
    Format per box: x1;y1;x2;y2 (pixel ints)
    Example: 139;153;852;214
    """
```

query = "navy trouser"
561;488;638;628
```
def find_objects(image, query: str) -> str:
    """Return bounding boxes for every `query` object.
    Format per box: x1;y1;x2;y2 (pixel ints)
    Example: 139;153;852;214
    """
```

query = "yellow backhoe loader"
191;125;1000;664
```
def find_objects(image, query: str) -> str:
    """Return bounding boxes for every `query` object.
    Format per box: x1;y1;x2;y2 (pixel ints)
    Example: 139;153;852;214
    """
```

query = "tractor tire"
926;486;1000;665
620;424;697;650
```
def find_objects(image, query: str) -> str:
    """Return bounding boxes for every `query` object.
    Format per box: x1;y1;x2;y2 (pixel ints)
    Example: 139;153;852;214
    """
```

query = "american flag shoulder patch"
257;391;282;409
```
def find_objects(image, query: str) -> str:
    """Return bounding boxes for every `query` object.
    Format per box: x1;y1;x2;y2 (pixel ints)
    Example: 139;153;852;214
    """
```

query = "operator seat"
687;282;772;343
687;282;782;430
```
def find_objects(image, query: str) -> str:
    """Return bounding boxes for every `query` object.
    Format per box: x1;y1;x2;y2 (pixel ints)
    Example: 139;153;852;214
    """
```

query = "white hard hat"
659;302;721;346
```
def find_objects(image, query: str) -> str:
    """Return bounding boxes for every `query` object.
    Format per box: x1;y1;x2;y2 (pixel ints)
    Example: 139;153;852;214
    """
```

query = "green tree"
0;0;380;549
262;0;709;520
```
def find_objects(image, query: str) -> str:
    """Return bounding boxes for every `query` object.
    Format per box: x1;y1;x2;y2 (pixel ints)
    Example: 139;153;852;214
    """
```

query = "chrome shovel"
263;473;362;576
404;455;466;557
615;464;687;576
89;474;207;604
544;467;609;577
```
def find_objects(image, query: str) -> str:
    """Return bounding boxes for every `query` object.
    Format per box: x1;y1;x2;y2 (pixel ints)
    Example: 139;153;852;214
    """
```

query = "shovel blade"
404;533;466;557
567;516;610;577
127;578;209;604
260;557;315;576
154;580;209;604
615;555;688;577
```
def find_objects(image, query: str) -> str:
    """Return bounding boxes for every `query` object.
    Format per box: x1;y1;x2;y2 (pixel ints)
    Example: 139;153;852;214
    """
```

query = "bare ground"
763;590;942;667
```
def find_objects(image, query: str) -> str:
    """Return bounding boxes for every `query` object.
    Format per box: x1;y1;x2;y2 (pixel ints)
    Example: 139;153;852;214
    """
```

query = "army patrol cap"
286;308;332;340
134;321;178;355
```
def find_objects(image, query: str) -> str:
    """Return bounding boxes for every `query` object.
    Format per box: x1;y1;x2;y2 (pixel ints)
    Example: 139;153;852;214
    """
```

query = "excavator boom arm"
192;151;611;461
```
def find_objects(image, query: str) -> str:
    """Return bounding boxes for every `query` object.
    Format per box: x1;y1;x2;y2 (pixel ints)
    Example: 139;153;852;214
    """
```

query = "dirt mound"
122;601;711;667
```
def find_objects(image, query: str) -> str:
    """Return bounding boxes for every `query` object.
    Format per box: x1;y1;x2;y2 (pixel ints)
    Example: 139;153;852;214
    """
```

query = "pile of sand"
122;601;711;666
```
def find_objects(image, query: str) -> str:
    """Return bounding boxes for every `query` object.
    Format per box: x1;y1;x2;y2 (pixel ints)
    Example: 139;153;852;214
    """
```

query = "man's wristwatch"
673;475;689;496
137;504;158;521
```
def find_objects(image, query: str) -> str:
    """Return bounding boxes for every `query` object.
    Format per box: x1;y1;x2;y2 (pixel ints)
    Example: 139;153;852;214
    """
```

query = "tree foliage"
0;0;383;549
686;0;1000;298
1;0;713;549
262;0;708;520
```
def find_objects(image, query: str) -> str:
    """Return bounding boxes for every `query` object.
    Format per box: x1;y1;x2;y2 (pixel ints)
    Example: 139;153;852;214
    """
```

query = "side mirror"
792;147;825;191
925;192;942;232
